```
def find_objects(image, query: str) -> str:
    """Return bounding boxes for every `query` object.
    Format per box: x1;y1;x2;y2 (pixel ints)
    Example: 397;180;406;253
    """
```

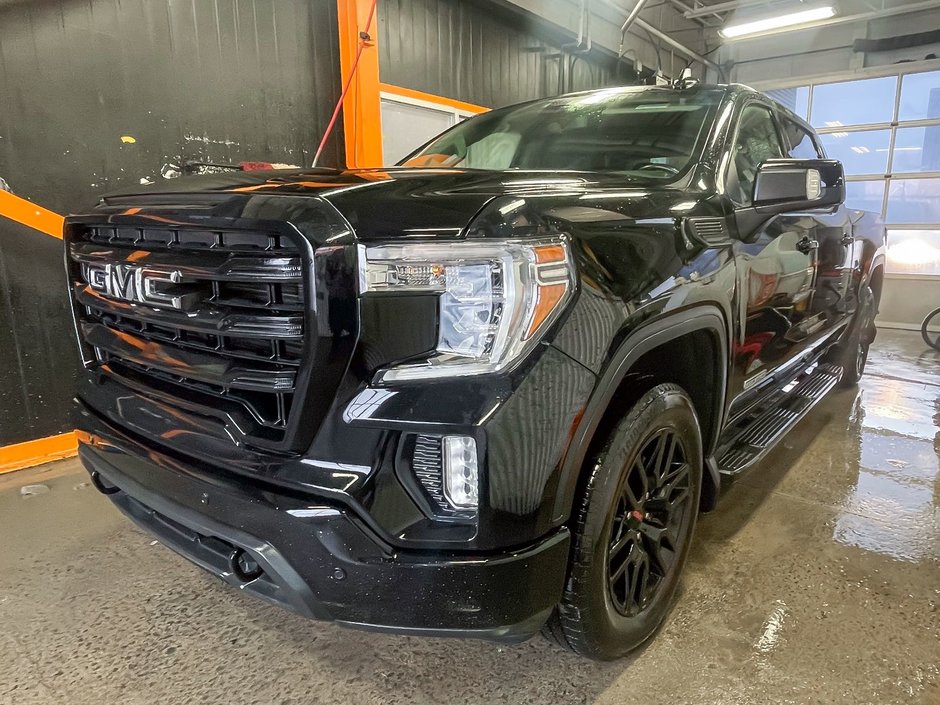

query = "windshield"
402;87;723;178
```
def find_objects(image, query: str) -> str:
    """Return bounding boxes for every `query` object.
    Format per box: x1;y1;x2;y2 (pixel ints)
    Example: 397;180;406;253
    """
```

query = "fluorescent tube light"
720;6;836;39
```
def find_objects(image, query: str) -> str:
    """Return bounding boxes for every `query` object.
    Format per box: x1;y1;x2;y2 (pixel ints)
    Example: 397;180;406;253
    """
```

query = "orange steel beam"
0;190;64;239
336;0;383;168
0;192;72;472
0;432;78;474
379;83;489;115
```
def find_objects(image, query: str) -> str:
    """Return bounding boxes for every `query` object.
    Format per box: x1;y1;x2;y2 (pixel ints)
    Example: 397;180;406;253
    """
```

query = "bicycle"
923;306;940;352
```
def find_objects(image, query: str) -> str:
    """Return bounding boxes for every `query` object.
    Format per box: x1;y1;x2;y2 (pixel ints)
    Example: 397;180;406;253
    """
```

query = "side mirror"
752;159;845;214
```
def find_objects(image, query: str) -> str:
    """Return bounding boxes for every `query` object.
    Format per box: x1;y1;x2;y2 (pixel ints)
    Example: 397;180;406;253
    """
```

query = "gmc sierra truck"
66;83;885;660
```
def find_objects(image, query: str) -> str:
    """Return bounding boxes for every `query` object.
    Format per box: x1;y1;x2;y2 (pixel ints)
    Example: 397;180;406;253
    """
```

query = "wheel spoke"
640;523;674;576
631;548;650;611
609;551;629;585
609;531;633;561
651;432;669;481
661;463;691;500
623;459;646;509
637;521;666;543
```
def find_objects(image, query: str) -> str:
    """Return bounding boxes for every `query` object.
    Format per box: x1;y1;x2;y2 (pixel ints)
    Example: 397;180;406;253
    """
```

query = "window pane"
844;180;885;215
380;100;454;165
892;126;940;173
886;178;940;223
810;76;897;128
818;129;890;175
779;115;820;158
728;105;784;205
898;70;940;122
765;86;809;119
886;230;940;275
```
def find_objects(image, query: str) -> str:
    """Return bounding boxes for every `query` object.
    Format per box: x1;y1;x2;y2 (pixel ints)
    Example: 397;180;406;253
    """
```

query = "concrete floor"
1;328;938;705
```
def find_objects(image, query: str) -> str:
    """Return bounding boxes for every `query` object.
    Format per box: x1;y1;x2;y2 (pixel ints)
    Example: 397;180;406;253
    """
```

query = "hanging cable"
312;0;378;168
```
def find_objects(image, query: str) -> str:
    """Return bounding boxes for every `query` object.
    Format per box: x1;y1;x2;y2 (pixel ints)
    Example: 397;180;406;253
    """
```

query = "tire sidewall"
841;284;875;385
572;386;703;657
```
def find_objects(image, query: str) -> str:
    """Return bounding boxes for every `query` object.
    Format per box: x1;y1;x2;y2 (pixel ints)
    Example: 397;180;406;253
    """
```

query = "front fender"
550;306;729;524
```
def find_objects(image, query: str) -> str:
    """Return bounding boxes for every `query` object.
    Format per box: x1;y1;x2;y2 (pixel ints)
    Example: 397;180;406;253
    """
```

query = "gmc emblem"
82;263;189;310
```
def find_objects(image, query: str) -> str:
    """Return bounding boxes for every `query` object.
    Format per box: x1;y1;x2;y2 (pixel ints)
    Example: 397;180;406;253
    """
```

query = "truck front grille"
68;223;309;448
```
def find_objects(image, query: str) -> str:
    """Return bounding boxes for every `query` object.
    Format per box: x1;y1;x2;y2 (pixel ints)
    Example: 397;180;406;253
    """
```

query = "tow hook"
229;548;264;582
89;471;121;495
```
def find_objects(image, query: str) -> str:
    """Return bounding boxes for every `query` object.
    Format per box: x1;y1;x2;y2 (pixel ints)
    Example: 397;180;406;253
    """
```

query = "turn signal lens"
360;238;574;381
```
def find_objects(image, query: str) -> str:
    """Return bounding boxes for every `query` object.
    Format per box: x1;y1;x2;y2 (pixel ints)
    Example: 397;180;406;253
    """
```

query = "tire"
543;384;703;660
922;307;940;352
838;284;876;388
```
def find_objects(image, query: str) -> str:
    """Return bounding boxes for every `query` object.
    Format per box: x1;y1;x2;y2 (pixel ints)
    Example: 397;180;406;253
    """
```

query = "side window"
728;104;785;205
780;116;823;159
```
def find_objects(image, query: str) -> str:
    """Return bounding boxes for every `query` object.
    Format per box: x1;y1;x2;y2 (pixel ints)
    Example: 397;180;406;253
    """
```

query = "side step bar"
716;362;842;476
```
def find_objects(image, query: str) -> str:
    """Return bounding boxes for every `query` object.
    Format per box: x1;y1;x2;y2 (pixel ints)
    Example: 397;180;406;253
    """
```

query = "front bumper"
78;434;569;642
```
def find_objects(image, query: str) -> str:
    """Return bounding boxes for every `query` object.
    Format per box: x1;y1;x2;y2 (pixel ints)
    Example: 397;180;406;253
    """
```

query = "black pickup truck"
66;83;885;660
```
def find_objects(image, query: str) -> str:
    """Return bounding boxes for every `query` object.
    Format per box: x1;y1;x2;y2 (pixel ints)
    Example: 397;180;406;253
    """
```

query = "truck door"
778;114;857;331
725;102;821;414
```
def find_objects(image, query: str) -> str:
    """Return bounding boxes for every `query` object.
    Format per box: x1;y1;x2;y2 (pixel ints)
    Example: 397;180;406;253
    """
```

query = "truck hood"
100;167;708;240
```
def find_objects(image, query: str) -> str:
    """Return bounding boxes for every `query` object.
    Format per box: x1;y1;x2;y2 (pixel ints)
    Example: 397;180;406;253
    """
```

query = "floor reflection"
832;337;940;562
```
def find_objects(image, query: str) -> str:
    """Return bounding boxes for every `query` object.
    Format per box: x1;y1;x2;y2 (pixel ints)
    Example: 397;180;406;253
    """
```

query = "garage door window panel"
810;76;898;129
885;229;940;275
891;126;940;174
844;181;887;216
898;70;940;122
818;130;891;176
886;178;940;224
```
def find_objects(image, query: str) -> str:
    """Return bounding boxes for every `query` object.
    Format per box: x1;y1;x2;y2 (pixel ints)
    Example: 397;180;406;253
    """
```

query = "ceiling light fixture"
720;6;837;39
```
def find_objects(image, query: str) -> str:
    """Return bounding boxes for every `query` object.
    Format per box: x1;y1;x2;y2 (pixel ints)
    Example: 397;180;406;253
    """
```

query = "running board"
716;362;842;476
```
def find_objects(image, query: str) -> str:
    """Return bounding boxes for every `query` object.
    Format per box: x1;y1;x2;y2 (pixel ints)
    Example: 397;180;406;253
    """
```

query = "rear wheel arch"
867;259;885;309
552;307;729;524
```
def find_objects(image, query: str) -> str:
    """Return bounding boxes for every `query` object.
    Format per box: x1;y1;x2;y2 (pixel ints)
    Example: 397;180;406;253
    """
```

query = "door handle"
797;237;819;254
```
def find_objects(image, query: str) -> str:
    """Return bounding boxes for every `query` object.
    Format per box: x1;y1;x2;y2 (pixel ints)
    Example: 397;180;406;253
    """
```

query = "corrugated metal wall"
0;0;343;446
378;0;619;108
0;0;344;213
0;221;81;446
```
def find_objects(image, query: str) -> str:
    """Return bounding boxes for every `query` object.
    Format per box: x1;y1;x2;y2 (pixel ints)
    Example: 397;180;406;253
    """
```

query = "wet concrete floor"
1;328;938;704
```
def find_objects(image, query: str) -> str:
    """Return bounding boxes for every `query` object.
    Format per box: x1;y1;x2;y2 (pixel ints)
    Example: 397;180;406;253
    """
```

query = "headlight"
359;238;574;381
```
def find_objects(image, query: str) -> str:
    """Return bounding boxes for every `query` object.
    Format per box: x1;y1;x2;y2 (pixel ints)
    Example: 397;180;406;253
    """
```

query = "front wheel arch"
552;307;729;524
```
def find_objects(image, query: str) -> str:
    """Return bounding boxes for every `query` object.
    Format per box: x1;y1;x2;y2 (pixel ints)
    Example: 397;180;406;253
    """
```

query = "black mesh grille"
68;224;307;446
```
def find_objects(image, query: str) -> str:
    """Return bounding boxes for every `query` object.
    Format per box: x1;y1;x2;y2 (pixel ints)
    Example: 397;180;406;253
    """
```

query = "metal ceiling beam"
597;0;722;70
498;0;721;72
667;0;724;24
684;0;775;19
621;0;650;32
632;16;721;69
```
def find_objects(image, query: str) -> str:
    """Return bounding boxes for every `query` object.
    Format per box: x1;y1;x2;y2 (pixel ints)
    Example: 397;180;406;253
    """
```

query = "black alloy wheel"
607;429;692;617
